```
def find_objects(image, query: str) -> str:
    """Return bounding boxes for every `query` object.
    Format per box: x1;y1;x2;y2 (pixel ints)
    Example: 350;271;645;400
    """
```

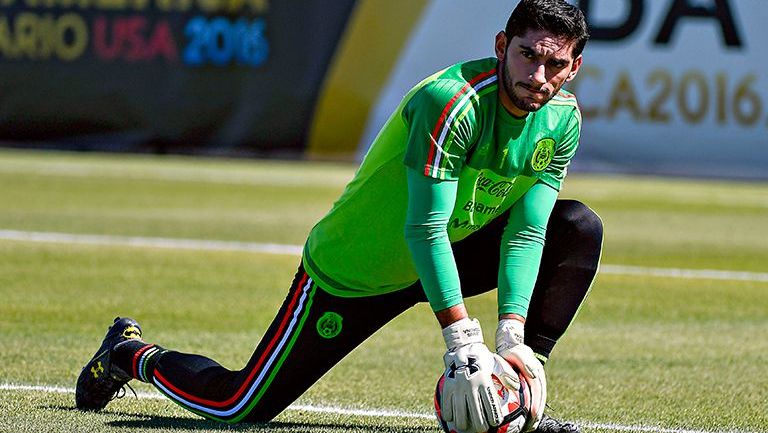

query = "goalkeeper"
76;1;601;432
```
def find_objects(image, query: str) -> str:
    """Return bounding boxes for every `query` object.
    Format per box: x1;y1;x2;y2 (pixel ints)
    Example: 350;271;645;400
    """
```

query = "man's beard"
500;59;560;114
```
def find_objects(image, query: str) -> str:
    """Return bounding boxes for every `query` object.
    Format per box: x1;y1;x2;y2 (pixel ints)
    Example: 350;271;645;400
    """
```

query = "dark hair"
505;0;590;57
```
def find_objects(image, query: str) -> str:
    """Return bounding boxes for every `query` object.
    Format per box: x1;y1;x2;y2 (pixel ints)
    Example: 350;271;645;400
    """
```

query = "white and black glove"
441;318;505;433
496;319;547;432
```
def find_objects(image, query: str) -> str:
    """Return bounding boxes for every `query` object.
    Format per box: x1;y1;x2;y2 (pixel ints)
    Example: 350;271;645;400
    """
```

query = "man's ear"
566;55;583;82
495;31;507;61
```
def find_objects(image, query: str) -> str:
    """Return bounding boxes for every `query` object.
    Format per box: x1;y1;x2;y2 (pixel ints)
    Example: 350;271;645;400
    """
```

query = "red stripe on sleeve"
424;68;497;171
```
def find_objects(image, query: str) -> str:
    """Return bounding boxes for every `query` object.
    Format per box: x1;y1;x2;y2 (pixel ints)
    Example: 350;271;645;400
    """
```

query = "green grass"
0;148;766;433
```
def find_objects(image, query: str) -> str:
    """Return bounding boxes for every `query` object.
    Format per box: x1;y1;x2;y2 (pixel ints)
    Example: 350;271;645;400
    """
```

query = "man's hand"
496;319;547;432
441;318;504;433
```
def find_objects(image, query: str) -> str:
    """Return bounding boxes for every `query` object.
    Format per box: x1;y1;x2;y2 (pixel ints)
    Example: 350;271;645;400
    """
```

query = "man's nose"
530;64;546;85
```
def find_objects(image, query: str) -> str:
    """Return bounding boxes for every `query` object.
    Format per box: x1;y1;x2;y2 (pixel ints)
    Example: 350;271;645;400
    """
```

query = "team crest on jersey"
316;312;343;339
531;138;556;172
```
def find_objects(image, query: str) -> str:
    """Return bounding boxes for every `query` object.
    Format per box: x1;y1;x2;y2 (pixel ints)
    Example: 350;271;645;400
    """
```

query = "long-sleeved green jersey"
303;57;581;315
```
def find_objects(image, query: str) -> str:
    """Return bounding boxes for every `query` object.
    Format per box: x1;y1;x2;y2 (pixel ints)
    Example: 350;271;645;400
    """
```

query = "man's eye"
521;51;534;58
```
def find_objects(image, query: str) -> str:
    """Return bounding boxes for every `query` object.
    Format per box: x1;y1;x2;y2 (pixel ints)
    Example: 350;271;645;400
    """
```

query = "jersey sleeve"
537;108;581;191
402;80;477;181
403;168;463;312
497;181;559;317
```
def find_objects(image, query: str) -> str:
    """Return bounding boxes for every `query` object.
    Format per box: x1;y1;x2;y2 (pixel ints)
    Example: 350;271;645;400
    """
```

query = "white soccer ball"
434;356;531;433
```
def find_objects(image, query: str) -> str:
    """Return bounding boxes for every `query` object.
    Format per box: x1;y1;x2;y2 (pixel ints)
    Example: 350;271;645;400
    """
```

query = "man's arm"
497;181;559;319
495;181;558;432
435;304;469;328
403;168;462;315
404;168;507;432
401;172;473;327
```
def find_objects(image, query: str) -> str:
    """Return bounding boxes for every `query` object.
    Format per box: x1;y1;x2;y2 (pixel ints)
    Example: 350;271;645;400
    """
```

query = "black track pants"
139;199;603;423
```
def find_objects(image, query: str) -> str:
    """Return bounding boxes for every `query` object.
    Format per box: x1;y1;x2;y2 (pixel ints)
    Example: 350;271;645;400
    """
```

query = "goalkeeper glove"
441;318;504;433
496;318;547;433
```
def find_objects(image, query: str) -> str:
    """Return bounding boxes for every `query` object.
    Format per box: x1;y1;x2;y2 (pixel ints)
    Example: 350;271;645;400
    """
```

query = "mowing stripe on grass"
1;229;767;283
0;383;756;433
0;157;353;188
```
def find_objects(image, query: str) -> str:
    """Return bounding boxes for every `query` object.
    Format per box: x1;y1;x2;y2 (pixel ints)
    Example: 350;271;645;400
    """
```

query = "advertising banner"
570;0;767;179
0;0;357;155
2;0;766;179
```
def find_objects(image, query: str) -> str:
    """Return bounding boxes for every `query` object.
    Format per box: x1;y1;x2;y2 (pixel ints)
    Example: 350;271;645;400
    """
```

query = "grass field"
0;148;766;433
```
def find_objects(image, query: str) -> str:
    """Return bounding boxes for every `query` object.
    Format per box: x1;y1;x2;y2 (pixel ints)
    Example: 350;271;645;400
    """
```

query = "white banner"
361;0;767;179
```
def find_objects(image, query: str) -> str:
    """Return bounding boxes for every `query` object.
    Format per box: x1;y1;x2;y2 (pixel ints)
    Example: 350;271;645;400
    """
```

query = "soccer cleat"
75;317;143;410
533;413;581;433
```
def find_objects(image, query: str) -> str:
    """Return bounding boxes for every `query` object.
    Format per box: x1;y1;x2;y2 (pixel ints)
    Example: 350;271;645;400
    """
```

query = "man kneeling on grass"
76;1;602;432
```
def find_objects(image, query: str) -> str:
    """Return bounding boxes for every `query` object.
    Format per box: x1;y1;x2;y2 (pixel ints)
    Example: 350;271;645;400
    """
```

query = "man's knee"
550;199;603;245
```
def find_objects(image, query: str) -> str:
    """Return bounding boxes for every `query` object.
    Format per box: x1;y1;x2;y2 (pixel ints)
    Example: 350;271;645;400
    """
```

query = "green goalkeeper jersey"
303;57;581;300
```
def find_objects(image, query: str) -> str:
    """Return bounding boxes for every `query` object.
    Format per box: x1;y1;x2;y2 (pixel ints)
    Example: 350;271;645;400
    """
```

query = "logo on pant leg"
316;312;343;339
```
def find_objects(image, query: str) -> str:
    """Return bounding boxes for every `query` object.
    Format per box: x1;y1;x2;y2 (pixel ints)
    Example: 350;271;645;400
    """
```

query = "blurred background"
1;2;767;431
1;0;765;179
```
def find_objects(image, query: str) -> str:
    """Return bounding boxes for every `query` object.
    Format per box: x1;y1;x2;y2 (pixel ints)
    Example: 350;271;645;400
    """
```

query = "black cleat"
534;413;581;433
75;317;143;410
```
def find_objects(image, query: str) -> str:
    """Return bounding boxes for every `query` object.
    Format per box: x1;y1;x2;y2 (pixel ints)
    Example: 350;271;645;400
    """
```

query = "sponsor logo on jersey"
463;200;501;216
449;218;483;232
475;172;515;198
531;138;556;172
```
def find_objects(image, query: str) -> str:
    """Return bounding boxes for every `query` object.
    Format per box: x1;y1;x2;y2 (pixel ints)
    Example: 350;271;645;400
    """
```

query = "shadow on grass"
45;405;435;432
106;416;433;432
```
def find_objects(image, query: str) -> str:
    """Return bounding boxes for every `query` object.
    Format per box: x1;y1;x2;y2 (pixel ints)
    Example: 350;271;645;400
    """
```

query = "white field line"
1;229;767;283
0;383;756;433
0;229;303;256
600;264;768;283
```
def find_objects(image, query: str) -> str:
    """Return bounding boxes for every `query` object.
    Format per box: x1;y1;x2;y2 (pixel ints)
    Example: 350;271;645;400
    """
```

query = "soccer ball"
434;356;531;433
